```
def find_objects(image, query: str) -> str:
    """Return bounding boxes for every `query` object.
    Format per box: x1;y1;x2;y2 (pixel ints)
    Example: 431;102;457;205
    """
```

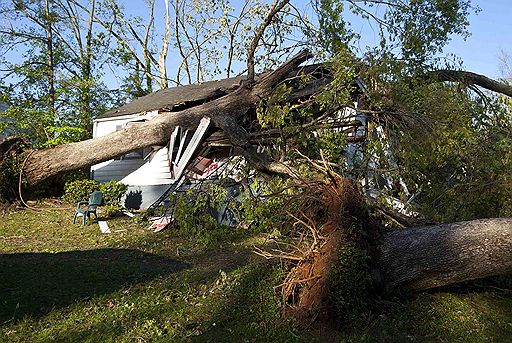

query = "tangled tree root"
0;138;28;202
273;176;380;324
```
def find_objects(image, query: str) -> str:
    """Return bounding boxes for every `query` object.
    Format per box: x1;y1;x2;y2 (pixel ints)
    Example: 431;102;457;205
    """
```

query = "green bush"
62;179;100;204
103;204;124;216
100;180;128;206
171;183;233;247
236;178;289;234
0;153;21;202
329;243;372;325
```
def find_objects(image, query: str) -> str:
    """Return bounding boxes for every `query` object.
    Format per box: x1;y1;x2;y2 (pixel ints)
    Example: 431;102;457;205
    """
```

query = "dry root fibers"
279;176;377;323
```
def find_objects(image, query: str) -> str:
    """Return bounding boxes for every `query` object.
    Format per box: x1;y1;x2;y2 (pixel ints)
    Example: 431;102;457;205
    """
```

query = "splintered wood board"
173;117;211;179
168;126;180;177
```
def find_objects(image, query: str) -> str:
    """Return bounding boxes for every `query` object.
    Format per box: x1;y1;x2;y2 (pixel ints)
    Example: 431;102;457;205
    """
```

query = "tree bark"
246;0;290;83
45;0;56;114
158;0;170;89
80;0;95;139
426;70;512;97
144;0;155;92
379;217;512;291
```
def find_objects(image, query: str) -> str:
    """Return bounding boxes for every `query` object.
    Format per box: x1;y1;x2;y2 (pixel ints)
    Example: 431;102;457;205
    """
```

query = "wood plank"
173;117;211;179
174;128;188;176
168;126;179;178
98;221;111;234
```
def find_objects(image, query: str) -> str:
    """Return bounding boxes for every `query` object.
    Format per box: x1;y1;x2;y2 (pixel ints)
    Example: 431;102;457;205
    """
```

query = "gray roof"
99;76;245;119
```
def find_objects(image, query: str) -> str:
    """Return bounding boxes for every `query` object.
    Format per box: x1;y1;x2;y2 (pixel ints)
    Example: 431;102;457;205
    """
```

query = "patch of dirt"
0;201;21;215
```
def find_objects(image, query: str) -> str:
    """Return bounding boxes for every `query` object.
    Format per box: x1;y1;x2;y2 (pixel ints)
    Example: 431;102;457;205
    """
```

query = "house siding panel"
91;113;176;209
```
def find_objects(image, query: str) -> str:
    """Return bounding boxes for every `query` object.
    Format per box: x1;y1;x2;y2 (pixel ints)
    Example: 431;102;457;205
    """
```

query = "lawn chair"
73;191;103;225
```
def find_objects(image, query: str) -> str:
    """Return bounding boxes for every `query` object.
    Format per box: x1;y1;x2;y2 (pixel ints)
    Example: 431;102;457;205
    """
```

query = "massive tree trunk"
19;49;512;187
379;217;512;291
22;50;312;186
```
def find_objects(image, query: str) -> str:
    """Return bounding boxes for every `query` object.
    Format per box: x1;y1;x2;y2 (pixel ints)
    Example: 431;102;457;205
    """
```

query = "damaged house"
91;76;247;209
91;68;367;210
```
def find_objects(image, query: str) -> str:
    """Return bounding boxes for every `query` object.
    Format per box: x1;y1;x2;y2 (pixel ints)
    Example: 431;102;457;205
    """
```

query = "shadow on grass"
0;248;189;323
190;262;304;342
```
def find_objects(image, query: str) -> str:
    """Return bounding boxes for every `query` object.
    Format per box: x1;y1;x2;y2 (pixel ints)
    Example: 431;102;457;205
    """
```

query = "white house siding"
91;159;146;183
120;147;174;186
91;114;146;183
122;184;173;210
91;111;175;209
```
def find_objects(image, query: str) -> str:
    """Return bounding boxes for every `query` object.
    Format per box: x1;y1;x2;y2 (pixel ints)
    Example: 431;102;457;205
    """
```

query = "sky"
335;0;512;79
442;0;512;78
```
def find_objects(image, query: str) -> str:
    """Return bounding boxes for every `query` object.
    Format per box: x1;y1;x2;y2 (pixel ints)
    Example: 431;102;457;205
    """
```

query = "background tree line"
0;0;308;146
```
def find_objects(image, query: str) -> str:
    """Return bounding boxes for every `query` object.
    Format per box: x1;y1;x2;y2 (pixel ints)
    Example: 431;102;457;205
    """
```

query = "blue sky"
443;0;511;78
333;0;512;78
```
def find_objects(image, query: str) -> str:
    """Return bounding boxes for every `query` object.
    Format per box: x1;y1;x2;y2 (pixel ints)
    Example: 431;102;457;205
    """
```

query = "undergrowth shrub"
62;179;100;203
329;243;372;325
99;180;128;216
60;169;89;187
236;178;289;234
0;153;20;202
102;204;123;216
100;180;128;205
169;177;293;246
171;183;232;246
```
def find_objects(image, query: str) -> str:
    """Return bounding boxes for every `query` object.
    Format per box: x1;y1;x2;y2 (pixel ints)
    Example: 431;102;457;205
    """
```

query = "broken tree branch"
425;70;512;97
246;0;291;83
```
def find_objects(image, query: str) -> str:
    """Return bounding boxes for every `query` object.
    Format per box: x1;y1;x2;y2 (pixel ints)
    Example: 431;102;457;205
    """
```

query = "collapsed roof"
97;64;334;120
98;76;246;119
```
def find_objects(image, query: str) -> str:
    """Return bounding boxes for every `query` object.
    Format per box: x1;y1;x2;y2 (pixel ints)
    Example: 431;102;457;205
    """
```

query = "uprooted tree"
1;0;512;324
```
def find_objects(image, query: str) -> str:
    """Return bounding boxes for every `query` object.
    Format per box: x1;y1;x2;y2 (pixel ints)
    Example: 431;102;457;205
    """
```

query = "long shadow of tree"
0;249;188;322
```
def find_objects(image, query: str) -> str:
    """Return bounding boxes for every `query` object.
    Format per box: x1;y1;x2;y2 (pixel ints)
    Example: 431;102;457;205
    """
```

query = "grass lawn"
1;201;512;342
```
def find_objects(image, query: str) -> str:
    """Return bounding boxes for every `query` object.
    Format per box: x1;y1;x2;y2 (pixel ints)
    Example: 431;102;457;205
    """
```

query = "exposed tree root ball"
280;177;379;324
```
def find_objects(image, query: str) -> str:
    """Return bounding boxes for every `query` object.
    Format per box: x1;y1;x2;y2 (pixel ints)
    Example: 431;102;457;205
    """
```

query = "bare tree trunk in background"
80;0;95;139
174;0;191;84
144;0;155;93
45;0;56;114
158;0;171;89
68;0;162;90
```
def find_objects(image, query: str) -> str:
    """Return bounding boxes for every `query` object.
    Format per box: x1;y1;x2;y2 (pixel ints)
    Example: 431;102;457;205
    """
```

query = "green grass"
1;201;512;342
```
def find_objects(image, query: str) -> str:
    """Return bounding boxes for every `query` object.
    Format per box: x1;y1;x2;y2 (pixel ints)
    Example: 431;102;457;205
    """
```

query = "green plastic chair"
73;191;103;225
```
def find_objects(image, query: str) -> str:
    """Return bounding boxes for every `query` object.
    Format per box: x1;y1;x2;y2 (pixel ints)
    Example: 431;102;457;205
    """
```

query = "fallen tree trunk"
379;217;512;291
21;50;313;186
18;54;512;187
